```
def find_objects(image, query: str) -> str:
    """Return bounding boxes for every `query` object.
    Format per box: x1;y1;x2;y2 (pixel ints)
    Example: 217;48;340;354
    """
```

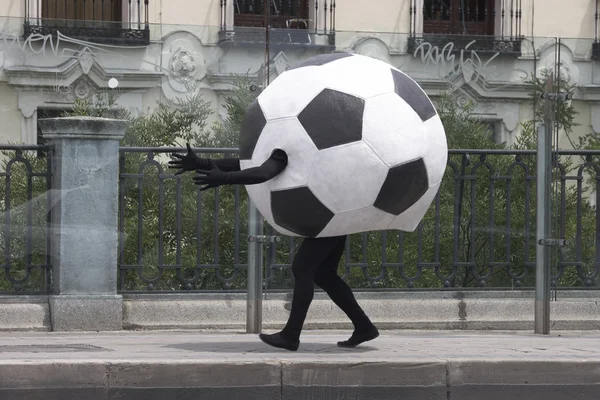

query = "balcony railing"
218;0;336;48
407;34;522;57
23;0;150;46
409;0;523;56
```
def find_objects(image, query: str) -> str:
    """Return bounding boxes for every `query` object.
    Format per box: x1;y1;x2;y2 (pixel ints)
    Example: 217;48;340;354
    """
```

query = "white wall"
532;0;596;39
147;0;220;27
0;0;24;18
0;83;24;144
336;0;408;33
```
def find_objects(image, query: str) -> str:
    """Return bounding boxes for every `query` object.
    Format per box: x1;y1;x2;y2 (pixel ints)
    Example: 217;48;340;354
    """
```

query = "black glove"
169;143;208;175
192;149;288;191
193;161;231;191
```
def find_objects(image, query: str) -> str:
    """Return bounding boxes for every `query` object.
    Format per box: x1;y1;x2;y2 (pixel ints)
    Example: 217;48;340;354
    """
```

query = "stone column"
38;117;126;331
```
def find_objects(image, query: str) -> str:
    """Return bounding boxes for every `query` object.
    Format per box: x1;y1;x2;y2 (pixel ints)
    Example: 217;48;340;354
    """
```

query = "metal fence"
117;146;600;293
0;145;52;295
1;144;598;295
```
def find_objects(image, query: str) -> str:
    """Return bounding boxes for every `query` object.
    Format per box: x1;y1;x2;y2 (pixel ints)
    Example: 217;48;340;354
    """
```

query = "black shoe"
337;326;379;348
258;332;300;351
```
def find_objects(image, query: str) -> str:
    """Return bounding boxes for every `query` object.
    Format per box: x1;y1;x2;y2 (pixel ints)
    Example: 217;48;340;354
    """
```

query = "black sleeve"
221;149;288;185
196;157;241;172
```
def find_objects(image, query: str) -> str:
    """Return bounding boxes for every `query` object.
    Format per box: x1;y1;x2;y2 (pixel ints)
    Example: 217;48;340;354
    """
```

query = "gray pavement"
0;329;600;399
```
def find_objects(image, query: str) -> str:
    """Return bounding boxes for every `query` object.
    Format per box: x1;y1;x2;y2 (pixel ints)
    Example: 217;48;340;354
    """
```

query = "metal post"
535;123;552;334
246;200;263;333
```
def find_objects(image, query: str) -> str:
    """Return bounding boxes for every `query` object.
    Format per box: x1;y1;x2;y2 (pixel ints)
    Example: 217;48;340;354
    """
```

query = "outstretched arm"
169;143;241;173
193;149;288;191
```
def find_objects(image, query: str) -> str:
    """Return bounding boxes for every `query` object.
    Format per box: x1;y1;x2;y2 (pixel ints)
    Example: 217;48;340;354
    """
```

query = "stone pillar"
38;117;126;331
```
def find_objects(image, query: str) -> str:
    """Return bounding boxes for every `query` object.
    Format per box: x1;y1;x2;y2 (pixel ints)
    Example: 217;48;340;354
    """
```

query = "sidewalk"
0;329;599;399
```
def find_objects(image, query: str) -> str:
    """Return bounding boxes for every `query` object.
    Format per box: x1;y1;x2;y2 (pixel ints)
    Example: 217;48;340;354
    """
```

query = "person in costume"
169;144;379;351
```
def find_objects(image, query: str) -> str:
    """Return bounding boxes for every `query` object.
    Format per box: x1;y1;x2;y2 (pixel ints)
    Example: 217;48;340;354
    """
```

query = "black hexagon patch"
391;69;436;122
271;186;334;238
374;158;429;216
239;99;267;160
289;52;354;70
297;89;365;150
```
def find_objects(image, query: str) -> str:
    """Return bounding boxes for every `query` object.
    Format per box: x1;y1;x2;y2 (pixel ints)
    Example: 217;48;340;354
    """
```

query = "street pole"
535;123;552;334
246;200;263;334
534;74;555;335
247;0;270;334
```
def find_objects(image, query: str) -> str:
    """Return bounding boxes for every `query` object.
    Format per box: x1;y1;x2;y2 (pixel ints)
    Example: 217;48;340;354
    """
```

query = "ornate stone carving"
169;48;196;84
273;52;290;75
352;37;391;64
74;79;92;99
18;93;37;119
538;44;579;86
160;31;217;100
79;49;95;75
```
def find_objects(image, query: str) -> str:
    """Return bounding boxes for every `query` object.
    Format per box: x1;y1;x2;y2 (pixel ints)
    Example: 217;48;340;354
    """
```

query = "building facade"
0;0;599;147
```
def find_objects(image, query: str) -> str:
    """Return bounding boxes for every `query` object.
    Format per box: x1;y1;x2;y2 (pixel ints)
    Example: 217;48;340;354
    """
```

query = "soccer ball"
238;52;448;238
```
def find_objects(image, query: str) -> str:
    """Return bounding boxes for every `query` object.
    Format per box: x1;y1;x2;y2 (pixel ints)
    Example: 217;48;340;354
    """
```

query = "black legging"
280;235;373;341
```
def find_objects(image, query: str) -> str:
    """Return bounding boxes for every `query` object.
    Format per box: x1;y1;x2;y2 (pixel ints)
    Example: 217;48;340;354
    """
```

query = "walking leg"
313;236;379;347
258;236;342;351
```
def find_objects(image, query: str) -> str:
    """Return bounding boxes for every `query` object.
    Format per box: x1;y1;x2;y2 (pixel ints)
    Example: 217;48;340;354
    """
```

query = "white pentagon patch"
308;141;389;214
257;68;327;120
317;206;395;237
362;92;428;168
249;118;319;191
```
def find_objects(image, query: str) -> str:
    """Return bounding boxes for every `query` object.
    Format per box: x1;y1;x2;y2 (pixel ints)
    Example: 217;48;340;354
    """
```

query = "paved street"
0;329;599;399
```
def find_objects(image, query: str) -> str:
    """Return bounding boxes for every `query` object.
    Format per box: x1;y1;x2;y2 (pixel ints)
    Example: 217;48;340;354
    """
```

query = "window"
234;0;310;28
423;0;494;35
42;0;123;26
25;0;149;45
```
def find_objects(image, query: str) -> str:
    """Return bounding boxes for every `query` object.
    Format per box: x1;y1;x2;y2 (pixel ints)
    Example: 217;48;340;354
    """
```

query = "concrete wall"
0;0;23;18
336;0;408;33
0;83;23;144
3;291;600;332
148;0;220;27
532;0;596;39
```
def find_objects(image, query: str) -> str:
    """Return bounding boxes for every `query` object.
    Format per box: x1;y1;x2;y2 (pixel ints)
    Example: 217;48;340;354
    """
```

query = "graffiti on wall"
408;39;528;93
0;27;218;99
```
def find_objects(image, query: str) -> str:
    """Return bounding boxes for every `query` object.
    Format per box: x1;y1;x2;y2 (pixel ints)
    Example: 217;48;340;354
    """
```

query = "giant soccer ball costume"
239;52;448;238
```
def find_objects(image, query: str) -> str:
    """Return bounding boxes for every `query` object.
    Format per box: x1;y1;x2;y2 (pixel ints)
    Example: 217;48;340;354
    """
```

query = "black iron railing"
23;0;150;46
0;146;52;295
407;34;522;56
118;147;245;292
117;147;600;293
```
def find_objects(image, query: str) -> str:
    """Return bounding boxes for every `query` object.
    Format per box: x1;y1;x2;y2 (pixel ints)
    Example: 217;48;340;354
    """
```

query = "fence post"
246;200;263;333
38;117;126;331
535;123;552;334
